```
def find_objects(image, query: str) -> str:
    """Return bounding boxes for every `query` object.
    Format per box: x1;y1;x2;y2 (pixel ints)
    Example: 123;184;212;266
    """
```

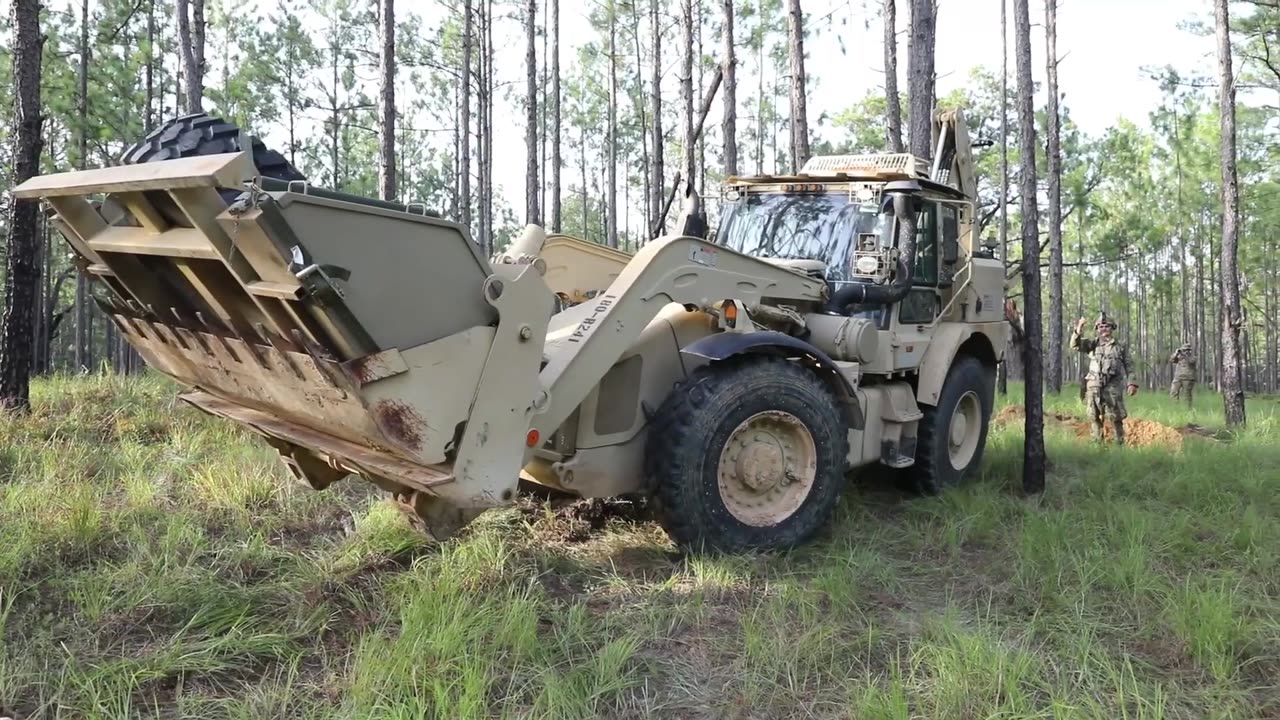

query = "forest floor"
1;375;1278;719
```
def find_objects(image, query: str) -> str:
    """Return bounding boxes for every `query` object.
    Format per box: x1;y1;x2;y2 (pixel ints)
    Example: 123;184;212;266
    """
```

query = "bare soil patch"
995;405;1191;448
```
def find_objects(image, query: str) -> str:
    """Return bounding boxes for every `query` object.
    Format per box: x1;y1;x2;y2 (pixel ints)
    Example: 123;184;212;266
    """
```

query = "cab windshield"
716;192;892;283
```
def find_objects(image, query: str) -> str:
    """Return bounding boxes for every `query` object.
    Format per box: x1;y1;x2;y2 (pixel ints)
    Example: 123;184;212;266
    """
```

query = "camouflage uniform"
1070;315;1136;445
1168;344;1196;407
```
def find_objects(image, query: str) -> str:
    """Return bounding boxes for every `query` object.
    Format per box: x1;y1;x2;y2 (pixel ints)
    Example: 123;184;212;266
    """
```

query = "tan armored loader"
15;109;1007;551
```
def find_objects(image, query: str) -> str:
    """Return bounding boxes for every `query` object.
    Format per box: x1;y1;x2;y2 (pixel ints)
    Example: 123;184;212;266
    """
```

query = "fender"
680;330;863;427
915;323;1002;407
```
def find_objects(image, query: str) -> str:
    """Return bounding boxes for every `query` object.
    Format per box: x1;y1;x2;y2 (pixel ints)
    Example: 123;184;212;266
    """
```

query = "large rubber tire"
122;113;306;183
910;355;995;495
645;356;849;553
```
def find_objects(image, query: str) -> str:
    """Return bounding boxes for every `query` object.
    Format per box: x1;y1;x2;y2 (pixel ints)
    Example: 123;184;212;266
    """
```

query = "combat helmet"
1094;312;1117;330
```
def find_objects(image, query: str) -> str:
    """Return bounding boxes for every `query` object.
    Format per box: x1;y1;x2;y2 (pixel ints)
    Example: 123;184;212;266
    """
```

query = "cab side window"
899;287;940;324
941;204;959;263
912;203;939;285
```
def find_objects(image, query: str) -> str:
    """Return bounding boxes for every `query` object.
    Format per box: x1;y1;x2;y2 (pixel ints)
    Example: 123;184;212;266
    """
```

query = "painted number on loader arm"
568;294;617;344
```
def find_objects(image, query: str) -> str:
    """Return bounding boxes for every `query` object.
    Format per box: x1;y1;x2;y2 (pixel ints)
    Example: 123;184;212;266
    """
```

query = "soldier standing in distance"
1168;343;1197;407
1070;314;1139;445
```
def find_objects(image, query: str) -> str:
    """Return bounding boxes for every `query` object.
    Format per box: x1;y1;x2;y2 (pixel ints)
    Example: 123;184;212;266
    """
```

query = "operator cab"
715;165;970;329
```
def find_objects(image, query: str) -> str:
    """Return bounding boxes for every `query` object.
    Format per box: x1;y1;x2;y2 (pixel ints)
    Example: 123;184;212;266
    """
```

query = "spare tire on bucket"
121;112;306;184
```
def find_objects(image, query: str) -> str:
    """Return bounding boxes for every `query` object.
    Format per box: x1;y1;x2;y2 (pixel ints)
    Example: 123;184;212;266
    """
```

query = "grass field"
1;375;1278;719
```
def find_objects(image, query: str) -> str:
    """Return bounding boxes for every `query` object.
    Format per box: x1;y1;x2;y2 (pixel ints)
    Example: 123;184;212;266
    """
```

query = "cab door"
893;201;944;370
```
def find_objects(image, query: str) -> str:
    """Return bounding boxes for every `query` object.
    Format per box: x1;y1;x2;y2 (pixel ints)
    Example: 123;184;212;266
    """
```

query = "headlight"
855;255;880;274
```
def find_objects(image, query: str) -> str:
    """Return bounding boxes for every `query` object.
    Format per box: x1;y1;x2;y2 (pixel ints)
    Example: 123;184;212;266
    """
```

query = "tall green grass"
1;373;1277;718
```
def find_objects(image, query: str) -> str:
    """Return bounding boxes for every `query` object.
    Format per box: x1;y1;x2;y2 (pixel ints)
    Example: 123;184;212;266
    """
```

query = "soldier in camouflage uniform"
1070;314;1139;445
1168;343;1197;407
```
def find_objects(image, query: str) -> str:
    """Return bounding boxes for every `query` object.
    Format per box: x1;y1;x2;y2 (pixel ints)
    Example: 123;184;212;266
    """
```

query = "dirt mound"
995;405;1186;449
1077;418;1184;448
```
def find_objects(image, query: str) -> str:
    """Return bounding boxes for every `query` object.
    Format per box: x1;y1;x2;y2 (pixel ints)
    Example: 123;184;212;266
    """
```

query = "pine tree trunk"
1076;210;1086;394
1264;238;1274;389
722;0;738;176
550;0;561;231
629;0;651;235
455;79;465;219
607;7;618;247
33;205;45;375
525;0;541;225
681;0;696;184
907;0;936;159
998;0;1009;395
177;0;190;112
1;0;45;412
1045;0;1063;393
1013;0;1045;493
580;121;589;236
756;0;765;172
1215;0;1247;425
177;0;205;112
540;0;548;218
378;0;397;201
696;7;705;187
649;0;664;235
75;0;90;371
146;0;156;131
1175;110;1189;341
786;0;810;170
485;0;495;250
696;5;706;183
174;35;183;115
461;0;473;228
1197;233;1206;384
599;158;607;238
477;0;492;252
286;29;297;168
36;206;48;374
193;0;205;107
328;38;341;188
1210;223;1220;389
883;0;904;153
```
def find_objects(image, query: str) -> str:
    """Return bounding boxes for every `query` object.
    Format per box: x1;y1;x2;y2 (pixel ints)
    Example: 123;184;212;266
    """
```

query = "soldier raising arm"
1070;317;1095;354
1072;314;1138;445
1169;343;1197;407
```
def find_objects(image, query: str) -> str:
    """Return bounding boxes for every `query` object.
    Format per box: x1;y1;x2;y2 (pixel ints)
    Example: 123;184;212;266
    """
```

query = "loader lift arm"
531;237;828;439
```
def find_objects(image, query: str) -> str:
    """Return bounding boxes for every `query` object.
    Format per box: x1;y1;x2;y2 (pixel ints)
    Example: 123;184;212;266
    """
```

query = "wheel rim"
716;410;818;527
948;391;982;470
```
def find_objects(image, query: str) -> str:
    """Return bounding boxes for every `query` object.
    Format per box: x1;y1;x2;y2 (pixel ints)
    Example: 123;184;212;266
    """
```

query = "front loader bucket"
15;153;555;538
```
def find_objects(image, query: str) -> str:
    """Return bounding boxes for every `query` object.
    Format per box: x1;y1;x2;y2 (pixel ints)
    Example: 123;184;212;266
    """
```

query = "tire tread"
121;113;305;183
646;355;848;552
910;355;993;494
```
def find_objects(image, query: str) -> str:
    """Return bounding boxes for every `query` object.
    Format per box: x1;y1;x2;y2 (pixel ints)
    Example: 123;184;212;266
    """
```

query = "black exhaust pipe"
672;181;709;239
824;182;922;314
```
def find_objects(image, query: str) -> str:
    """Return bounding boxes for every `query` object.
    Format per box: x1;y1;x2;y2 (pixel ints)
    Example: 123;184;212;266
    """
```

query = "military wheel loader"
15;109;1007;552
